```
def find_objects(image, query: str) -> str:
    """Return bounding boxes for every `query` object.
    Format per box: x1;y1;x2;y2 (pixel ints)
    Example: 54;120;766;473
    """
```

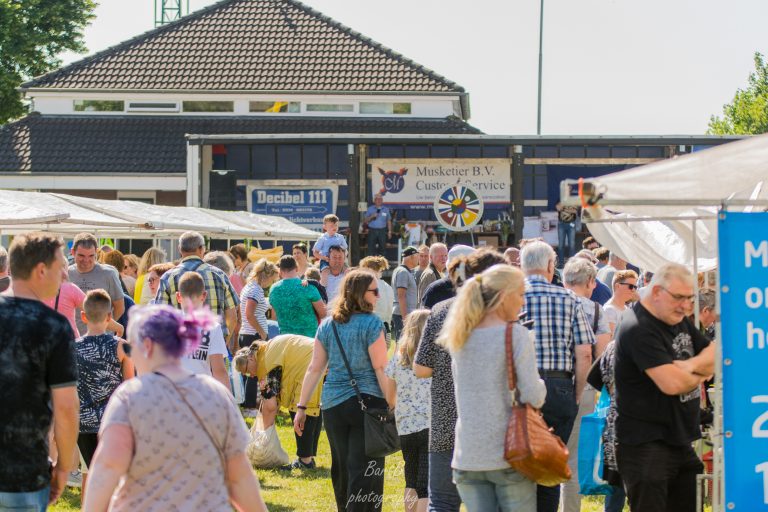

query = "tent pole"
692;219;700;327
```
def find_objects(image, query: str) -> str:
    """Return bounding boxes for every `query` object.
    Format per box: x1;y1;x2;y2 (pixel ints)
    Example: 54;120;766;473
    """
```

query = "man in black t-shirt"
614;263;714;512
0;233;79;509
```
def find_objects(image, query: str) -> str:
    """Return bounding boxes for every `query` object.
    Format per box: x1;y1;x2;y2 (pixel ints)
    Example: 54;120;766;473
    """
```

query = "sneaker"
290;458;316;470
67;470;82;488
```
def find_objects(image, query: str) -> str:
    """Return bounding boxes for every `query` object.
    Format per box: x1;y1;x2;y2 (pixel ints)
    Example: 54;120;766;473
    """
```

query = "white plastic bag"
246;411;290;468
230;360;245;405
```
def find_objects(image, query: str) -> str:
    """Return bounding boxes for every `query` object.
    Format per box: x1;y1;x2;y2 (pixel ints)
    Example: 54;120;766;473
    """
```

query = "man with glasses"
614;263;714;512
520;241;595;512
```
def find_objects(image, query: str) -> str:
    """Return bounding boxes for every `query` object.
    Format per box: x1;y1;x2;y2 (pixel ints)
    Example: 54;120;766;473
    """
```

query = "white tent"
0;190;150;234
572;134;768;271
0;190;320;241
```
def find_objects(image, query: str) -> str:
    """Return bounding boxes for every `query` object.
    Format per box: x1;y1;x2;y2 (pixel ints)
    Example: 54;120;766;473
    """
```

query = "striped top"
239;281;269;337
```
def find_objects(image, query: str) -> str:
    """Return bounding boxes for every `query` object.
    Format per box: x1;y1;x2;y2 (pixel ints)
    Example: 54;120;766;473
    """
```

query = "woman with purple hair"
83;305;267;512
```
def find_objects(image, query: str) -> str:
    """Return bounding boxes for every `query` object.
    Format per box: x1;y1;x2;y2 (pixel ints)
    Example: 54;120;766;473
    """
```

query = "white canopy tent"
564;133;768;512
0;190;320;241
568;133;768;272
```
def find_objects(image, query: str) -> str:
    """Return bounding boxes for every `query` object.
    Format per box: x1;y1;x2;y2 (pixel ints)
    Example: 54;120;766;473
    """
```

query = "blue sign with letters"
249;185;337;228
719;211;768;510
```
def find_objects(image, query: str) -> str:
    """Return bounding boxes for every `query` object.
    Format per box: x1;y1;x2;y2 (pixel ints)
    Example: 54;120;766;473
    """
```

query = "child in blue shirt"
312;214;347;270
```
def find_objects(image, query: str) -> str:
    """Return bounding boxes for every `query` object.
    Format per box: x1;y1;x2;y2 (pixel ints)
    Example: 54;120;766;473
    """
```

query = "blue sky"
60;0;768;136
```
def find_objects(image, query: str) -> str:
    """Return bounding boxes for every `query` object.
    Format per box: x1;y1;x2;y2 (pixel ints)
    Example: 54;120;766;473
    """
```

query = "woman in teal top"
293;270;389;512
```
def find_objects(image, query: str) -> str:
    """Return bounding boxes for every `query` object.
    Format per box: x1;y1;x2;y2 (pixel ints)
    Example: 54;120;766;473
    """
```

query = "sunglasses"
618;282;638;291
367;287;380;297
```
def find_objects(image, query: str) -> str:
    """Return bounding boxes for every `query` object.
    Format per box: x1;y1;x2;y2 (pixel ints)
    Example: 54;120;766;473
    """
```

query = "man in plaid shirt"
520;240;595;512
156;231;239;347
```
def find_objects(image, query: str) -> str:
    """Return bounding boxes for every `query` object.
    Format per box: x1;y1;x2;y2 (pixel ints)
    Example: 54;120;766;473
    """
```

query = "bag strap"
592;300;600;334
505;322;524;406
330;322;367;410
54;288;61;312
154;372;227;470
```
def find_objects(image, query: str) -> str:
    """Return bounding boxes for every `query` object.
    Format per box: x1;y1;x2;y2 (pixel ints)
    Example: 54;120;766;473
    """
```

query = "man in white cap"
420;244;475;308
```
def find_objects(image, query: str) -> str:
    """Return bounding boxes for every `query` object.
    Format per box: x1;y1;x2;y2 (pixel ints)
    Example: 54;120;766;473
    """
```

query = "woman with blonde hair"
122;254;140;296
234;335;324;469
133;247;167;305
293;270;388;511
438;264;546;512
238;258;279;415
384;309;431;512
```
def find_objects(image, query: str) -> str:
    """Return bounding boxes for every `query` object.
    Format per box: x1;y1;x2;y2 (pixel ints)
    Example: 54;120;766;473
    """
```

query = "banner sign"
247;184;337;228
368;158;511;209
719;211;768;510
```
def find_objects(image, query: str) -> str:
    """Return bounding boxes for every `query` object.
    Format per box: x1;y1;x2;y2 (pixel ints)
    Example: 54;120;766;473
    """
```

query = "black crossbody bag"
331;322;400;458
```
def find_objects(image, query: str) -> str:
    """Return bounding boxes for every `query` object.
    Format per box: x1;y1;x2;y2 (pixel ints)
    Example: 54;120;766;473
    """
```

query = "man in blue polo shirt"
364;194;392;256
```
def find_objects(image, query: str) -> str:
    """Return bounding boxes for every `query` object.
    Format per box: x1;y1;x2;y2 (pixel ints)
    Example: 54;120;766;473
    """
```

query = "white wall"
30;91;459;118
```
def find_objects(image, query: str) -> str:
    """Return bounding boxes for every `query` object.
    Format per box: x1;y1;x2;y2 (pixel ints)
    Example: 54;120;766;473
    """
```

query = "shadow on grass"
264;503;296;512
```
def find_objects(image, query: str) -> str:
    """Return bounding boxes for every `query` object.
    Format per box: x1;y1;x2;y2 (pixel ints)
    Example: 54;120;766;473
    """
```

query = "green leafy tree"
0;0;96;124
708;52;768;135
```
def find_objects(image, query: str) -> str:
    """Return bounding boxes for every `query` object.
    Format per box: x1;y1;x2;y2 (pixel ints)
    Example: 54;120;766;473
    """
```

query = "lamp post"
537;0;544;135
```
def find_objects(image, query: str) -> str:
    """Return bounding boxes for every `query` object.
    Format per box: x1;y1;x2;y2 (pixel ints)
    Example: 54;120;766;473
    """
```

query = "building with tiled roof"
0;0;737;260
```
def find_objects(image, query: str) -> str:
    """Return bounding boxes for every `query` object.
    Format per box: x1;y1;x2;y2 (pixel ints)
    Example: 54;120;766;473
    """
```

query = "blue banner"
719;211;768;510
248;185;337;228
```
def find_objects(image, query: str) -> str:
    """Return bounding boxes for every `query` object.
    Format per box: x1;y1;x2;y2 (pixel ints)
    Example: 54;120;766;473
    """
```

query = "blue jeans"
454;468;535;512
428;451;461;512
0;486;49;511
605;485;626;512
537;377;578;512
558;222;576;261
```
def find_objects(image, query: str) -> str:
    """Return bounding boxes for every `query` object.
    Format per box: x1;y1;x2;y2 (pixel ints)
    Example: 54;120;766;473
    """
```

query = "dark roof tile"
22;0;463;93
0;114;481;174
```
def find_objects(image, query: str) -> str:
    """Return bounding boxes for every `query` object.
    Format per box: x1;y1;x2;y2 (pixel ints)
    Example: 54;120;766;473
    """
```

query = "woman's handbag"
331;322;400;458
229;356;245;405
503;323;572;486
246;408;290;468
578;387;615;495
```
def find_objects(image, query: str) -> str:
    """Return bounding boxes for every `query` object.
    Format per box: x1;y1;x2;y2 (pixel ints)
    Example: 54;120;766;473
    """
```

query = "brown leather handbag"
503;322;572;486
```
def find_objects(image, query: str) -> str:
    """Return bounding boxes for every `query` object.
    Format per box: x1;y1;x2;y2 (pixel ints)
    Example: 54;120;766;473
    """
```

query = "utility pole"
537;0;544;135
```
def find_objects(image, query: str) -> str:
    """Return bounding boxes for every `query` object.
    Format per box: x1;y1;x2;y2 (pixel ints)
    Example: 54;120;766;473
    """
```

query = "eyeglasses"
618;282;638;291
367;287;380;297
660;286;695;303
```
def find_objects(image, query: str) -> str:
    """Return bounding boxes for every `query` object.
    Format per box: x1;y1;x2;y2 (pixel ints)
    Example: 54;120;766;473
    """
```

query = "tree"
0;0;96;124
708;52;768;135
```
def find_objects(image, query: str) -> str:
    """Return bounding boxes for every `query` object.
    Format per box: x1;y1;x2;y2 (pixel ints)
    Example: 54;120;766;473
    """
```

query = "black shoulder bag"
331;322;400;458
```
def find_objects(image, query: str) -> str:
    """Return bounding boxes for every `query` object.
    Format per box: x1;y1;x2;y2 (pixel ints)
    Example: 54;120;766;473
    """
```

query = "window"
73;100;124;112
250;101;300;113
127;101;179;112
306;103;353;113
182;101;234;112
359;102;411;114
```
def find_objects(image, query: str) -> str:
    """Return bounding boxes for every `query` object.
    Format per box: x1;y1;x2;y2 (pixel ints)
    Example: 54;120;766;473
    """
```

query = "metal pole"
536;0;544;135
692;219;700;327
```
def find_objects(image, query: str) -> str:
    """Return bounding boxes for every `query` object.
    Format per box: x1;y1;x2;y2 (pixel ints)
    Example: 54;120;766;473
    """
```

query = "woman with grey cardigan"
438;264;546;512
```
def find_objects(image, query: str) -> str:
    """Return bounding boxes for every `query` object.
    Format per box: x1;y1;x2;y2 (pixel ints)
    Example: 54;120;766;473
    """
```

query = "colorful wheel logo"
433;185;484;231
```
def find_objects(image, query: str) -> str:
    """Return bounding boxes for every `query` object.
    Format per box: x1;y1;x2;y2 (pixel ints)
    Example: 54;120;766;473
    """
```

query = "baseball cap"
402;246;418;258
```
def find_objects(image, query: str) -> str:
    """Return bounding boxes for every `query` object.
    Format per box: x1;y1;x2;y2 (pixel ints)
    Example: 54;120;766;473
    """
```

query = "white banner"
368;158;511;208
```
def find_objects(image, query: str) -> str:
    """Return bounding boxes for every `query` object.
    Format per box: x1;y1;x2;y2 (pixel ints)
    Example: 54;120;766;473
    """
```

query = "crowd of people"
0;213;717;512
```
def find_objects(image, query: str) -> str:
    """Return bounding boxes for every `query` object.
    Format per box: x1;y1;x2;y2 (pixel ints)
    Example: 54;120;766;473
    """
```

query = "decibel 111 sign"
719;211;768;510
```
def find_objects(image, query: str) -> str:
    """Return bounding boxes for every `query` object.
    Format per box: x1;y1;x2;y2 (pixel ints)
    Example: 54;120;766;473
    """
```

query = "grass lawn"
51;412;628;511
